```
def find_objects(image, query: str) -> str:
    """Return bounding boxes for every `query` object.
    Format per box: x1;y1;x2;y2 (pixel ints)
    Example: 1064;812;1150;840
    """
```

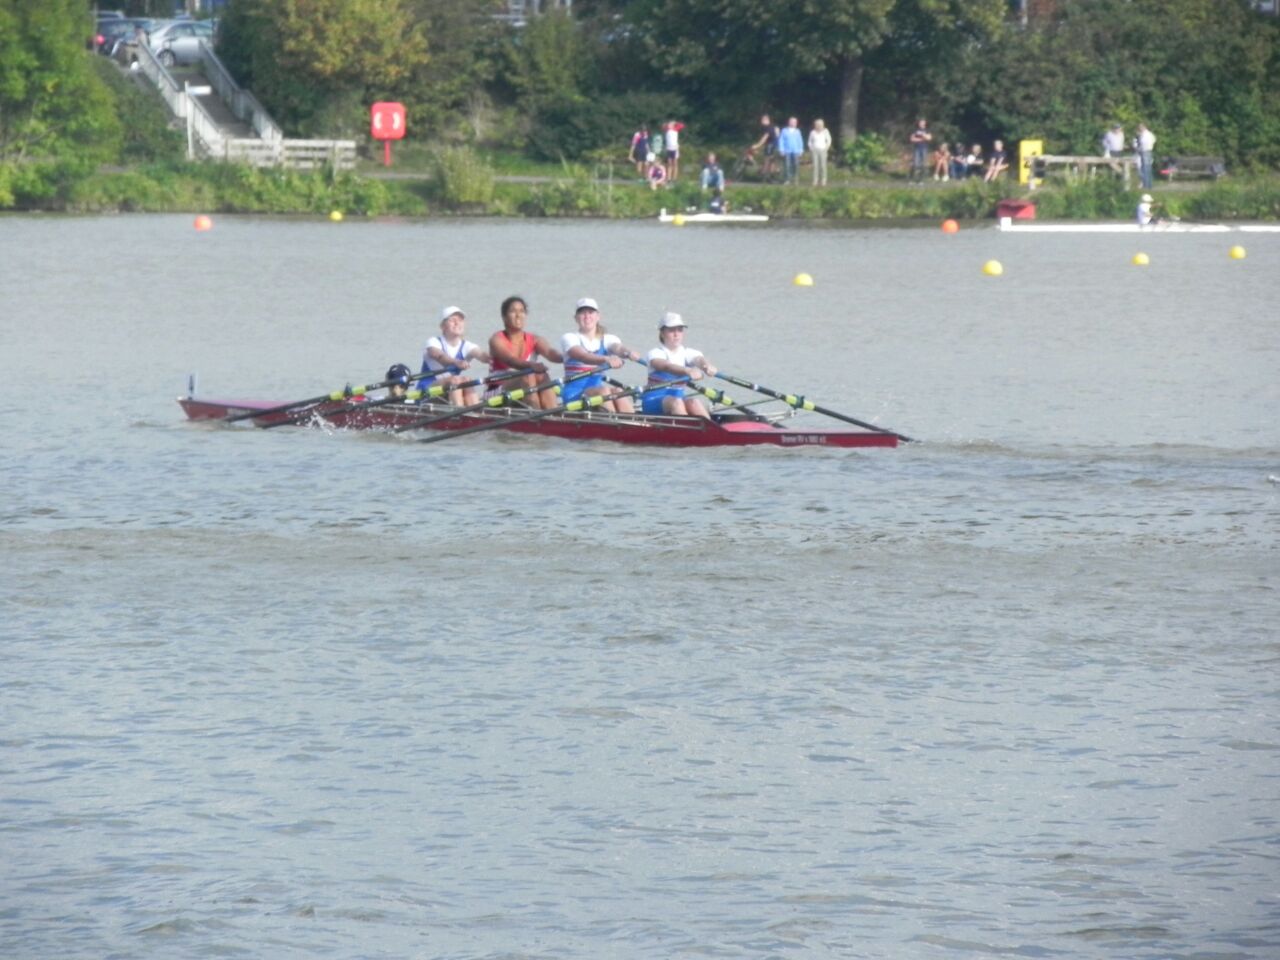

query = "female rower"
645;312;717;419
559;298;642;412
487;295;563;409
423;305;491;404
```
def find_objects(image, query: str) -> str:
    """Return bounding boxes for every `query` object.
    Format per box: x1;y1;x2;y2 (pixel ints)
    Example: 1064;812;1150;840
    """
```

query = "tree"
218;0;429;136
0;0;121;203
622;0;1003;145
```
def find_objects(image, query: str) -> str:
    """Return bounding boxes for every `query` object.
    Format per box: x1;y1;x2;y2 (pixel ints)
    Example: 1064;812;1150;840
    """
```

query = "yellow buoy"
982;260;1003;276
672;214;686;226
193;215;213;231
793;273;814;287
1229;245;1246;260
329;210;344;222
1132;252;1150;266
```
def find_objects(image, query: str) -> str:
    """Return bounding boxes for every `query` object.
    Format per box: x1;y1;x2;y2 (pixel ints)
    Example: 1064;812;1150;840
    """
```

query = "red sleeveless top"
491;330;537;372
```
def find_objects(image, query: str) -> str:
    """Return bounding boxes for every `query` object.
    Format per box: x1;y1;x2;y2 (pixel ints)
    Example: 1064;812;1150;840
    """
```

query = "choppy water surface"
2;214;1277;959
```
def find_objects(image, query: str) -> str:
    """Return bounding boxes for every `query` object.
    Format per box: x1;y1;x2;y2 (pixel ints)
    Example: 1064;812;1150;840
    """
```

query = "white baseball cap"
575;297;599;312
439;305;465;323
660;311;686;329
1140;194;1153;203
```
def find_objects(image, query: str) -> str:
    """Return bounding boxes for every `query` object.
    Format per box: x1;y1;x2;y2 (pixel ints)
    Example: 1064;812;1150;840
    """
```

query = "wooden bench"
1161;156;1226;181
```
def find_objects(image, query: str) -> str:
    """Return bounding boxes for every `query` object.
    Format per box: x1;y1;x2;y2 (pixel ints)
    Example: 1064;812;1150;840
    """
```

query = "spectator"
750;114;780;180
1102;123;1124;158
630;123;649;177
933;142;952;181
983;139;1009;182
808;118;831;186
699;153;725;192
966;143;984;179
663;119;684;183
1135;123;1156;189
949;145;968;181
779;117;804;185
909;119;931;182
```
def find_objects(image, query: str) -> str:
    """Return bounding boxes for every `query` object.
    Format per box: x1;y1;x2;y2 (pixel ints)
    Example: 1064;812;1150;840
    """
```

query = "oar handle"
394;365;603;434
261;368;534;430
415;377;691;445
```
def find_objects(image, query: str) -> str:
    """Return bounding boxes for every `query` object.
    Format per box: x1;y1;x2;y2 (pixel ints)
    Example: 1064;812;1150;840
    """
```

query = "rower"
644;312;717;419
487;295;563;409
423;305;491;405
385;363;413;401
558;297;642;413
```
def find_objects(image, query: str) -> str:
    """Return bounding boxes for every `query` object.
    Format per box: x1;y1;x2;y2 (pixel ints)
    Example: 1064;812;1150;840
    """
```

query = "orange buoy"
194;215;213;231
941;219;959;234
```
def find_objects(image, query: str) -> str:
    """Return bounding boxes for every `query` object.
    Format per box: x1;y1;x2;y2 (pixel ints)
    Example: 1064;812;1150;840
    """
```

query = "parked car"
93;16;144;56
149;20;216;68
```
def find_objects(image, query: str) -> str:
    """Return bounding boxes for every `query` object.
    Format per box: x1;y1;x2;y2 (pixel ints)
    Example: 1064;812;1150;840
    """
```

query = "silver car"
149;20;216;68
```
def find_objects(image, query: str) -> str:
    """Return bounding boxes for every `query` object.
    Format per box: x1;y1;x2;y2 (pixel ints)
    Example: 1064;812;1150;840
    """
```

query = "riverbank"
10;158;1280;222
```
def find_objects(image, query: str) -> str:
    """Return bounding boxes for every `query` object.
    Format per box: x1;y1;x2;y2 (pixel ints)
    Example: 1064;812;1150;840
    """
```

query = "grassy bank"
8;151;1279;222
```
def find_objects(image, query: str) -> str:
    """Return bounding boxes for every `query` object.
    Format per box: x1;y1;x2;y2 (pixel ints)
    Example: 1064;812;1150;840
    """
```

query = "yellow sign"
1019;139;1043;186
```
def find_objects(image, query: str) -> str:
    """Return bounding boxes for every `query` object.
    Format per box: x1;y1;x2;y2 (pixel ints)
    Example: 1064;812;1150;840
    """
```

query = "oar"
627;358;772;423
712;371;915;442
261;368;530;429
392;365;606;434
415;377;692;445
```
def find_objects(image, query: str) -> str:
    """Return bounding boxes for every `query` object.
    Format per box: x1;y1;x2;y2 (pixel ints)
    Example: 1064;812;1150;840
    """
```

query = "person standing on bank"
488;296;563;410
1135;123;1156;190
644;313;717;419
909;119;932;182
808;118;831;186
778;117;804;185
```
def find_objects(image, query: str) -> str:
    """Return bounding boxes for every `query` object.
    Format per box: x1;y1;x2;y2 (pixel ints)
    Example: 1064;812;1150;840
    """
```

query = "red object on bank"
996;199;1036;220
370;102;406;167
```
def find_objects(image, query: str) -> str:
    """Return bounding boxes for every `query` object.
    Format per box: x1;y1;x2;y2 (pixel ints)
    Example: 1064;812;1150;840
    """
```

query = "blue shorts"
642;386;684;415
561;372;604;403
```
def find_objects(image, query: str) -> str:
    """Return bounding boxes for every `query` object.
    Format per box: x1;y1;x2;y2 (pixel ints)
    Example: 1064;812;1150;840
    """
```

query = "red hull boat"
178;396;899;449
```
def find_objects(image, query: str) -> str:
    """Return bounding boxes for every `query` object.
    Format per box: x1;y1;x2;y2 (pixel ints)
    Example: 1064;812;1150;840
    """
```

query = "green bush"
430;147;496;208
841;133;892;174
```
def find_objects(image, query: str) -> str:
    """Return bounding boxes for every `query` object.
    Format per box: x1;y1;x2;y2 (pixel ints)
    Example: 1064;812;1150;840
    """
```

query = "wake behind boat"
179;394;899;448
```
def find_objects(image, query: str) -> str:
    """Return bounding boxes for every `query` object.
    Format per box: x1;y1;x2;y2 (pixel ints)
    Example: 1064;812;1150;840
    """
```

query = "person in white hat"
487;295;564;409
1136;193;1156;226
423;306;491;405
644;312;717;419
558;298;642;412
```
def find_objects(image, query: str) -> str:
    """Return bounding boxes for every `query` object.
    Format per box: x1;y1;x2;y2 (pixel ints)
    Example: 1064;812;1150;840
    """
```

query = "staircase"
132;40;357;171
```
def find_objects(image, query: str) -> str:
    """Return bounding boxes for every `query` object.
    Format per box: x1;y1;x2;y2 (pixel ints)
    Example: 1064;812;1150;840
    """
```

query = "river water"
2;214;1277;959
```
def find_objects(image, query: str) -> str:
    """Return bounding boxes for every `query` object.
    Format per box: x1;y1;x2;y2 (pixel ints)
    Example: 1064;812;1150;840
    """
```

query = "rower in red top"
488;295;563;409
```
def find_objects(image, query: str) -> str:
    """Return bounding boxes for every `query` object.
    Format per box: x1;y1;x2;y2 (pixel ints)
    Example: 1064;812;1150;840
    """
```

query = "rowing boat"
997;219;1232;233
178;396;898;448
657;210;769;224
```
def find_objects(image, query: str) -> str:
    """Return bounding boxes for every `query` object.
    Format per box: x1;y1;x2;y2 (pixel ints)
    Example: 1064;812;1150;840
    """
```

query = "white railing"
222;139;357;170
196;42;282;143
132;38;356;171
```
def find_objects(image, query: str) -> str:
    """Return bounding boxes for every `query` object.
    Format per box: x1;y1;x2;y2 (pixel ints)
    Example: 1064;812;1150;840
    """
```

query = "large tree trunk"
837;54;864;149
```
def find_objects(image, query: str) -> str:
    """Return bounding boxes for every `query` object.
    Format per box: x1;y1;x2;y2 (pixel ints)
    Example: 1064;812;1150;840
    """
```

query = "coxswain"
423;305;491;405
487;295;563;409
558;298;642;413
384;363;413;401
644;312;717;419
